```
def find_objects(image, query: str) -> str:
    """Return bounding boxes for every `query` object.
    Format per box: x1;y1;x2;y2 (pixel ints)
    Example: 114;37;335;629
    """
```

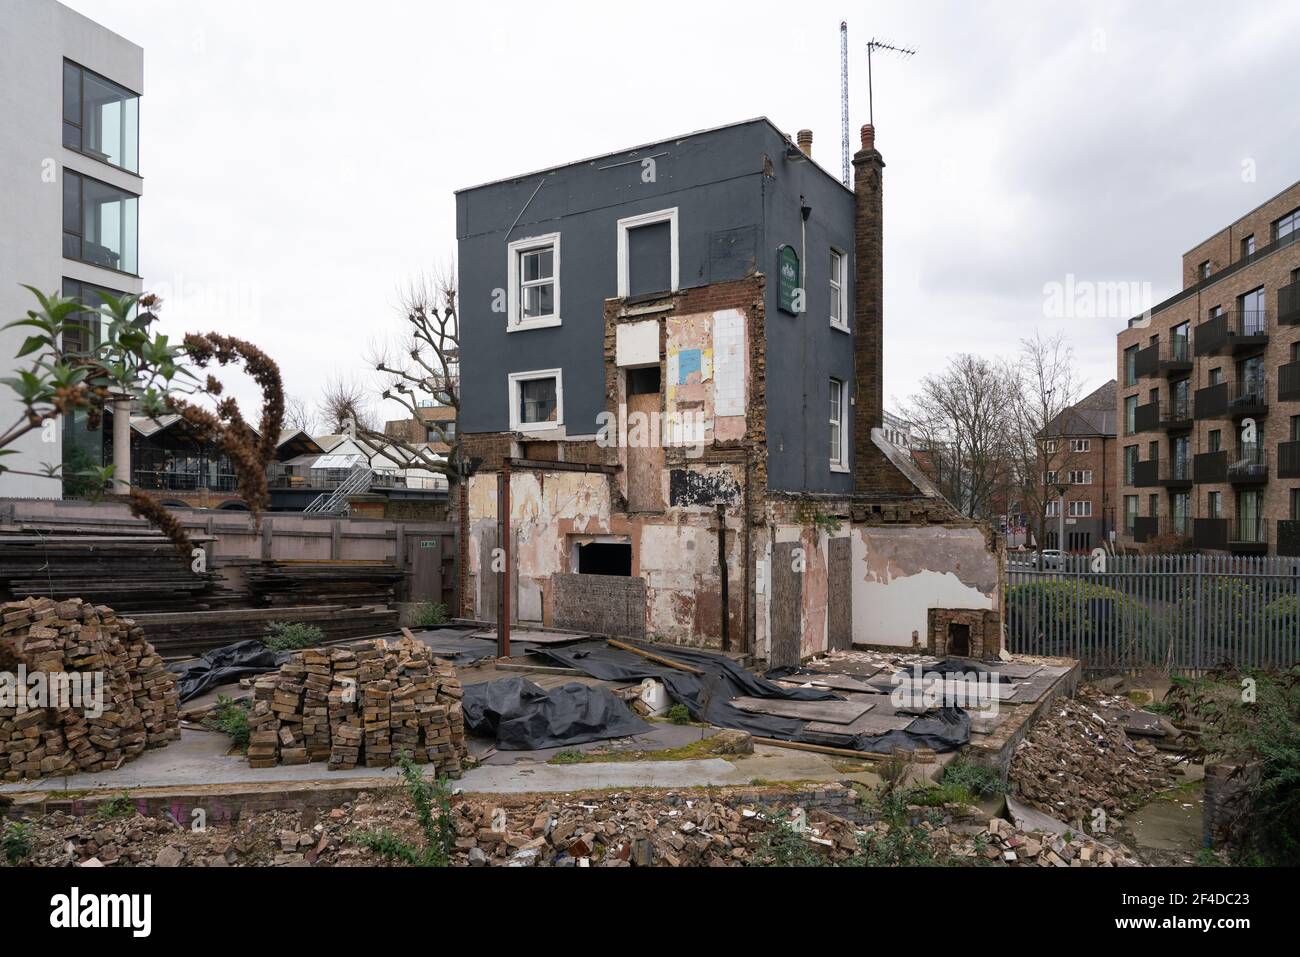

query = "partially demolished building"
456;118;1003;666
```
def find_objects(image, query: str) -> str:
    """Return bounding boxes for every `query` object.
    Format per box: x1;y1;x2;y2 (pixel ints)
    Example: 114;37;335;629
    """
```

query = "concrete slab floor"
0;729;877;798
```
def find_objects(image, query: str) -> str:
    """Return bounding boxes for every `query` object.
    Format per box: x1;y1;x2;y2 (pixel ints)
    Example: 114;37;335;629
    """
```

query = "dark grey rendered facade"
455;117;856;494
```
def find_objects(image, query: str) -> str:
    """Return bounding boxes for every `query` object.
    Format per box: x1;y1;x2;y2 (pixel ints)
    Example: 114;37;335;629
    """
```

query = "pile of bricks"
0;597;180;782
245;636;466;773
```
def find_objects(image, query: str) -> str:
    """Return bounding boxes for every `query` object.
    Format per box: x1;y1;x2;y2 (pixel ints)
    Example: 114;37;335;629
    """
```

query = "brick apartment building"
1039;380;1117;552
1116;180;1300;556
455;119;1004;665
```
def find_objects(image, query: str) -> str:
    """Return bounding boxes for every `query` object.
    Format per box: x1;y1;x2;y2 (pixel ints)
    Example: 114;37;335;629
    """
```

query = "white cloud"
61;0;1300;420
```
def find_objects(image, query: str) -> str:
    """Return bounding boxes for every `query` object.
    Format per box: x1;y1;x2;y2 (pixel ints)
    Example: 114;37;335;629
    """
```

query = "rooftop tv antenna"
865;37;917;127
840;21;850;186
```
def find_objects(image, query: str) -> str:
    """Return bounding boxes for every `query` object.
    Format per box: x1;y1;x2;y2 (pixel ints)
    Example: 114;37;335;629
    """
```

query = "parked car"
1033;549;1065;571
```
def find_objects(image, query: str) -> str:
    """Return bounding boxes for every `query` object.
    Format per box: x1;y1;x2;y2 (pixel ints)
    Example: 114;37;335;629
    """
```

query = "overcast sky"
62;0;1300;423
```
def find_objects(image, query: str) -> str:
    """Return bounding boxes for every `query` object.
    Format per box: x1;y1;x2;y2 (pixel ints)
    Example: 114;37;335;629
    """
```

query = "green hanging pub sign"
777;244;801;315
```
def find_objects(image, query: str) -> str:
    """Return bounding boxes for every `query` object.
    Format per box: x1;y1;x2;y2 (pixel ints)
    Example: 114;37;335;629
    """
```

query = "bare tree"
319;372;380;436
357;268;461;483
904;354;1015;520
283;394;318;435
1002;332;1085;549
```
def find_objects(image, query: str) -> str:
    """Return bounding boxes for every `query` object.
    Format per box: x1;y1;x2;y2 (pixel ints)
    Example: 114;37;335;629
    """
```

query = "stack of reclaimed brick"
246;636;465;774
0;597;180;782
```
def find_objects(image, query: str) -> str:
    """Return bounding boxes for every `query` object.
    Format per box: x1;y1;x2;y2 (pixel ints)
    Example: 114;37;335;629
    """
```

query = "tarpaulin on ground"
536;640;970;753
168;640;289;704
461;675;650;750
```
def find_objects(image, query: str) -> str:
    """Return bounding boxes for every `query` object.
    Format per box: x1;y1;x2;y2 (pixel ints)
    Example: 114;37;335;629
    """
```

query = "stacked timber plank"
134;605;399;659
0;534;225;614
0;597;180;782
244;560;405;608
245;635;465;773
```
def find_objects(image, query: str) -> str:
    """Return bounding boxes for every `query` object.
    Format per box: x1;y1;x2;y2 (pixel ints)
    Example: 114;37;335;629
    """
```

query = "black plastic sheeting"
462;676;650;750
536;640;970;754
168;640;289;704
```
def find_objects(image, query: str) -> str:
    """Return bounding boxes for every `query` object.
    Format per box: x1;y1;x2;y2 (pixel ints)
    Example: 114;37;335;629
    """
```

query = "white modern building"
0;0;143;498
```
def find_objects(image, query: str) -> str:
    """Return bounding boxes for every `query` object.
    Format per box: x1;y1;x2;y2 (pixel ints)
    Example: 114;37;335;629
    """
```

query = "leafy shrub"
939;757;1005;799
263;621;324;652
410;603;449;628
1005;580;1154;659
203;695;251;752
97;793;137;819
352;754;455;867
843;824;948;867
749;820;827;867
1169;666;1300;865
61;444;108;500
2;821;33;865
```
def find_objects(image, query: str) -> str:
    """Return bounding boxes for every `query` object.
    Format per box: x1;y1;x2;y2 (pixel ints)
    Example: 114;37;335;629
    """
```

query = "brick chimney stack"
852;123;885;496
797;129;813;157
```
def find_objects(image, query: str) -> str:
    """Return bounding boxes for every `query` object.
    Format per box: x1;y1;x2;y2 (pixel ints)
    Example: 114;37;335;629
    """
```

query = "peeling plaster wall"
850;525;999;648
466;470;612;623
665;310;747;446
765;523;847;661
465;464;746;645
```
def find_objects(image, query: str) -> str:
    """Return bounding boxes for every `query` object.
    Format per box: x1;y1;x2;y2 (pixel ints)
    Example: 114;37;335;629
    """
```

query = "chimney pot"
797;129;813;157
860;124;875;151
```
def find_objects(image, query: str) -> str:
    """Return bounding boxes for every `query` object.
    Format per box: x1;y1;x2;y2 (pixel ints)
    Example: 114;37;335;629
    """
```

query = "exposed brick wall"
551;572;647;639
928;607;1003;658
460;433;515;472
601;276;769;522
850;124;940;503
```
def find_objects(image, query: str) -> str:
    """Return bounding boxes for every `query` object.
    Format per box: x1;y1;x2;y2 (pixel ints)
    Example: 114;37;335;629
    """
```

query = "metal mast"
840;21;850;186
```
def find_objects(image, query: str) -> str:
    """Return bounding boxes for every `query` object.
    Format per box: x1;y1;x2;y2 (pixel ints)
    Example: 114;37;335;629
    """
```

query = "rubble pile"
3;804;352;868
449;793;775;867
246;636;466;772
2;785;1144;868
1009;687;1174;827
977;815;1138;867
0;597;179;782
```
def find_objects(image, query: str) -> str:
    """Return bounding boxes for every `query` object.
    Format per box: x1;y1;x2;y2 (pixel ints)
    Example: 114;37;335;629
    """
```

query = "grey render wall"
455;118;855;495
0;0;144;498
760;137;856;495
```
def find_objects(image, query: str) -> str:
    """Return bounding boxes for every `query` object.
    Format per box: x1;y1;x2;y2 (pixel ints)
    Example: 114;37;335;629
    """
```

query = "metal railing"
1006;553;1300;671
303;466;376;515
1227;446;1268;483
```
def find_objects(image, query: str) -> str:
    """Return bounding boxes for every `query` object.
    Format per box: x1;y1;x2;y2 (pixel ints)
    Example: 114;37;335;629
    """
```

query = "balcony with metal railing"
1229;516;1269;553
1193;450;1227;484
1134;342;1159;380
1194;381;1228;419
1195;309;1269;356
1159;395;1193;431
1132;458;1159;488
1279;278;1300;326
1279;440;1300;479
1158;336;1193;376
1228;376;1268;420
1280;360;1300;401
1227;446;1269;484
1157;456;1193;488
1134;400;1160;433
1192;517;1228;550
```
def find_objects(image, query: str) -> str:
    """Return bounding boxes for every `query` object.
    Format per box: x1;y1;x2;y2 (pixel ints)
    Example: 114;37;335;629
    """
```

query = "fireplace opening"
948;622;971;657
